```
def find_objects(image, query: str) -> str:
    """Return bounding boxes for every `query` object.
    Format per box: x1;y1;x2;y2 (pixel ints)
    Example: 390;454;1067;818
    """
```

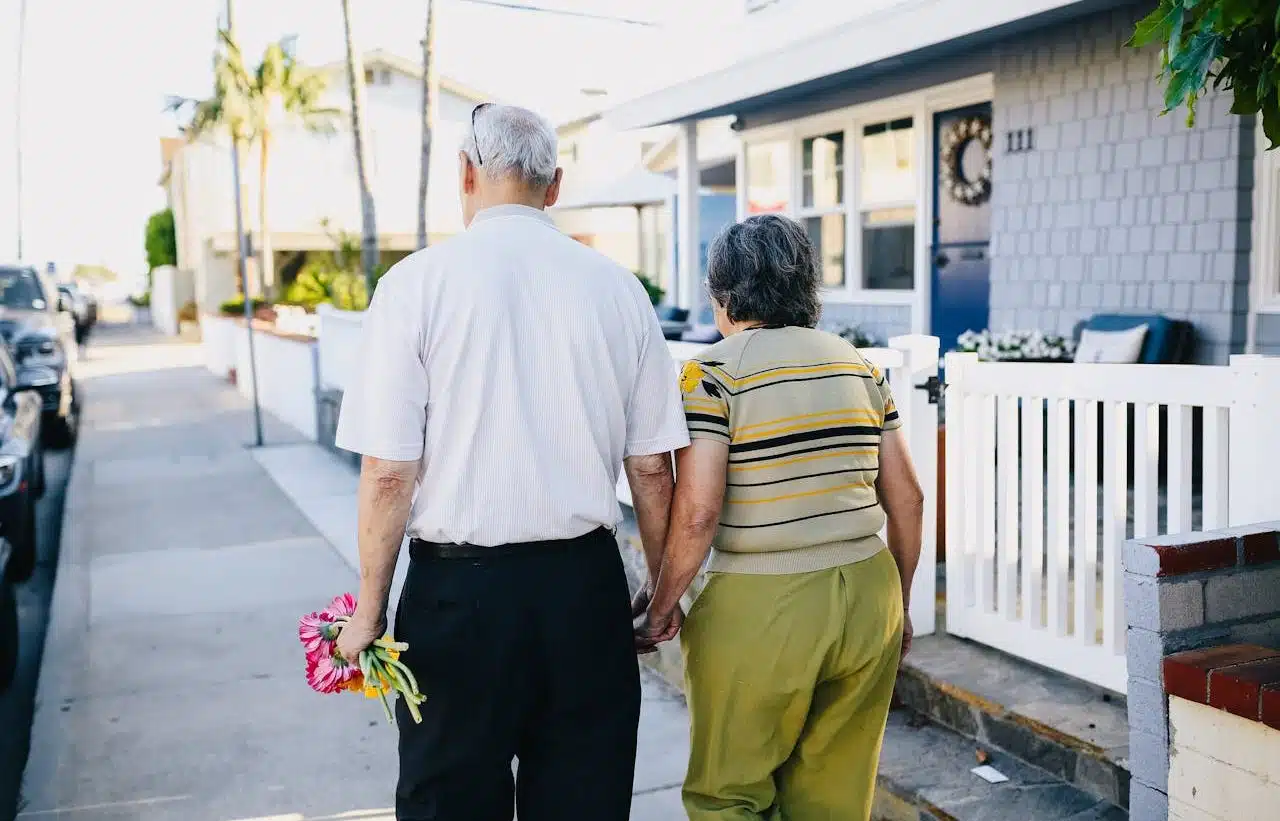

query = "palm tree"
171;32;335;297
339;0;379;293
248;41;335;296
417;0;437;250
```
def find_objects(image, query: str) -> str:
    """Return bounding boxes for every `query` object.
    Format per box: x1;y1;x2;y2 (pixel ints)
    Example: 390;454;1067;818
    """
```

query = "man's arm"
642;440;728;644
624;453;675;586
877;427;925;657
337;455;419;662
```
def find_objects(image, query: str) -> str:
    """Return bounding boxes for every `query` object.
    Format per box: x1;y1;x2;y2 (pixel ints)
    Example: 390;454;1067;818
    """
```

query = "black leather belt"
410;527;612;560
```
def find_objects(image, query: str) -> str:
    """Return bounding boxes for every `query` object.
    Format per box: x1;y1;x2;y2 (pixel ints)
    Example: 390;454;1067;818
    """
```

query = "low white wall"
233;325;319;440
200;313;239;379
151;266;194;336
1168;696;1280;819
317;305;365;392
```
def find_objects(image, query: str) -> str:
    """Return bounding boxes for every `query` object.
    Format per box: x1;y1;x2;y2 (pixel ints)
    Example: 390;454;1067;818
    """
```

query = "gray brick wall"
818;303;912;346
990;5;1255;364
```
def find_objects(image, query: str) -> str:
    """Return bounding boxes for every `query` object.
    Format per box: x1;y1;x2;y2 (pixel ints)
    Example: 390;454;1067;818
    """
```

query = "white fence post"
890;334;941;637
1229;355;1280;526
943;352;978;636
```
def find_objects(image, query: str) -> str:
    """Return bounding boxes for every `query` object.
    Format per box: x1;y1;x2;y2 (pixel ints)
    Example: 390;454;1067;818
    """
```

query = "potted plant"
833;324;880;349
177;301;201;341
955;329;1076;362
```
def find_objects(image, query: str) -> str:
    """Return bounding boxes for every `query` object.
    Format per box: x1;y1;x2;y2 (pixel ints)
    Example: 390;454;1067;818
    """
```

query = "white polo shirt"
335;204;689;547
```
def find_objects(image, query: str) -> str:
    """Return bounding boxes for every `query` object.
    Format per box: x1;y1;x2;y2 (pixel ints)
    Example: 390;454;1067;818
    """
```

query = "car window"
0;267;47;310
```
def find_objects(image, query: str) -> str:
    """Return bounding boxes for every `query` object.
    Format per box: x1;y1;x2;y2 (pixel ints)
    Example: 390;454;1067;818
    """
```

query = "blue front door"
931;103;993;352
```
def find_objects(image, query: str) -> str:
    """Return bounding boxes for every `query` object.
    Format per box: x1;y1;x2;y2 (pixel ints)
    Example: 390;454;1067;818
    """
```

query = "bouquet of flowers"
955;329;1076;362
298;593;426;724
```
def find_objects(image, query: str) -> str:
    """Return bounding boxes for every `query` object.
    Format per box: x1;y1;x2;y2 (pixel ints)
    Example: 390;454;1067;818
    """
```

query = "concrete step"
895;633;1130;810
874;709;1127;821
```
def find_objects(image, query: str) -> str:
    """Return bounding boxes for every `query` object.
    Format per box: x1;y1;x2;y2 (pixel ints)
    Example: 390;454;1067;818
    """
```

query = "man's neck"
477;183;547;211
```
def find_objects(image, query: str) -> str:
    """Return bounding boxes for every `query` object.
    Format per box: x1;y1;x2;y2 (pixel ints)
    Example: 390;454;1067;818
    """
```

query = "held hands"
631;584;684;654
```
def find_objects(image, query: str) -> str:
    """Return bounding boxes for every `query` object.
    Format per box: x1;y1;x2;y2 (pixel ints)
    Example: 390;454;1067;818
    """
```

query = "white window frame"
735;74;993;334
1253;128;1280;314
795;127;850;288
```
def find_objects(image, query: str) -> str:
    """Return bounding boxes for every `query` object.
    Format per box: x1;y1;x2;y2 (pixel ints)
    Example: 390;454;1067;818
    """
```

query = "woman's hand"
900;611;914;663
635;605;684;653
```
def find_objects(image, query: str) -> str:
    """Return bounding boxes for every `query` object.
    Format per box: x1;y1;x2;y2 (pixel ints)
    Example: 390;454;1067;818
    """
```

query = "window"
363;68;375;85
746;140;791;214
742;112;919;298
800;132;845;286
859;118;916;291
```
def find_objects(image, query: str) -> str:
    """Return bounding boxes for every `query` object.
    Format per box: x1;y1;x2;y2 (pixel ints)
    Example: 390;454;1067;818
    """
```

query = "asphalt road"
0;446;73;821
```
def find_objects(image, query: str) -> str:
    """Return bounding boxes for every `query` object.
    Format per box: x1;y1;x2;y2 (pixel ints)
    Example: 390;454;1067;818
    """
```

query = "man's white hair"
461;104;559;189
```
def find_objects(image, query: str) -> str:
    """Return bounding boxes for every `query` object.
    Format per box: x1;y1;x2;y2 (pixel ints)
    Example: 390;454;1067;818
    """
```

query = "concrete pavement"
21;323;690;820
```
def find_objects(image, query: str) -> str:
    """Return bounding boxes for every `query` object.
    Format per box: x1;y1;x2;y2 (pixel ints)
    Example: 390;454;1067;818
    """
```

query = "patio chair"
656;305;691;341
1072;313;1195;364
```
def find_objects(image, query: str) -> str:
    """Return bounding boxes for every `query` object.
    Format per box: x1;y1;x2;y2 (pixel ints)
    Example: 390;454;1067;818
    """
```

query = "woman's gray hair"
461;104;559;189
705;215;822;329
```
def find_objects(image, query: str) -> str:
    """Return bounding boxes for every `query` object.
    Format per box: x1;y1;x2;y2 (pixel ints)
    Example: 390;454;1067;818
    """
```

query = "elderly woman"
637;214;924;820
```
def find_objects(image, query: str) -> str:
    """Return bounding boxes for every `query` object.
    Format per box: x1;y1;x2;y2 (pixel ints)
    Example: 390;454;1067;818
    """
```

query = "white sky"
0;0;739;277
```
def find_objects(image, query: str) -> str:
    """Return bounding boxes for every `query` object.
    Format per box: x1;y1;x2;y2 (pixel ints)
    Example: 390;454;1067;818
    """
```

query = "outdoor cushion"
1073;314;1193;364
1075;324;1148;363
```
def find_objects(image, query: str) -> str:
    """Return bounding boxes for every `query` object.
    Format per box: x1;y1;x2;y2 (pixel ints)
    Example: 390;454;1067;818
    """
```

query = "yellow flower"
384;648;401;662
680;361;705;394
363;685;380;699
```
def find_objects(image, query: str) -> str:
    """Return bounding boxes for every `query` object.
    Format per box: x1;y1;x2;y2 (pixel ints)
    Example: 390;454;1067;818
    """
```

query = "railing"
620;335;941;637
943;353;1280;694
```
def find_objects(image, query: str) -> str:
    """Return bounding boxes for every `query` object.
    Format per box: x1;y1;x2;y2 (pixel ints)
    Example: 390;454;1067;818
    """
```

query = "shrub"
128;292;151;308
219;295;269;316
145;209;177;270
634;272;664;306
834;324;879;348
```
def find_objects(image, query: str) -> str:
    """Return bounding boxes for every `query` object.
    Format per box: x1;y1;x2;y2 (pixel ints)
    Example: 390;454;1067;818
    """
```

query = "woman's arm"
640;439;729;646
877;427;925;657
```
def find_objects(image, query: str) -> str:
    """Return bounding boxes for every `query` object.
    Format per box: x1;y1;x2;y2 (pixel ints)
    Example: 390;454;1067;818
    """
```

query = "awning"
555;167;678;211
604;0;1112;130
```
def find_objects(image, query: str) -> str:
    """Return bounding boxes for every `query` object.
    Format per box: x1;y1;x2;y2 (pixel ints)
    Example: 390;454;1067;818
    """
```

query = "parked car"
58;281;97;345
0;538;17;693
0;265;78;447
0;341;45;583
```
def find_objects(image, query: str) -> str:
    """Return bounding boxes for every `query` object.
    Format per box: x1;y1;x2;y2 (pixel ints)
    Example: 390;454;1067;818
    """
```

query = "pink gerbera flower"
326;593;358;620
299;610;340;656
306;650;363;694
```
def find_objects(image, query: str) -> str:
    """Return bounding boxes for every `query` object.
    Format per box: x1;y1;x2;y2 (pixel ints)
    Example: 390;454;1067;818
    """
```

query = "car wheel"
0;577;16;692
6;494;37;583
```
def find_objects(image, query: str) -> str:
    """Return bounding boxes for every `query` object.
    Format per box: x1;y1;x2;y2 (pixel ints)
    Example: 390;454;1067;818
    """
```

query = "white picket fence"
943;353;1280;693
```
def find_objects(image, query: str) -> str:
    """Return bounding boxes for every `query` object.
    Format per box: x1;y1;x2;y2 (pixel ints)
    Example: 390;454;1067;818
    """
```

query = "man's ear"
459;150;477;194
543;168;564;208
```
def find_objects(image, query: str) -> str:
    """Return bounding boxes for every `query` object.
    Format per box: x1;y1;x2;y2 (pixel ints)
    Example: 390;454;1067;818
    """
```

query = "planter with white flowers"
954;329;1076;362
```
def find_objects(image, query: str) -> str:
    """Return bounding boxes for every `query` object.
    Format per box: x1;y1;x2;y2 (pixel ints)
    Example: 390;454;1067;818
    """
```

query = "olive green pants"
680;549;904;821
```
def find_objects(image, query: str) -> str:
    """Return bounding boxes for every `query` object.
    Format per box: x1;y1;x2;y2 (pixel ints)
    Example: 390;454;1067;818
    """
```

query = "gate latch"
919;375;944;405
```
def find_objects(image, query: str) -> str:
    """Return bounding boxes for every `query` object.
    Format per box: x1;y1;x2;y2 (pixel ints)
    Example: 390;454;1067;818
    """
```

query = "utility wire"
451;0;658;27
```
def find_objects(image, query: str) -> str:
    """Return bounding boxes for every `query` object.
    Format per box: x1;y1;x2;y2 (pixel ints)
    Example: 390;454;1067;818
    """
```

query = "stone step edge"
894;661;1130;810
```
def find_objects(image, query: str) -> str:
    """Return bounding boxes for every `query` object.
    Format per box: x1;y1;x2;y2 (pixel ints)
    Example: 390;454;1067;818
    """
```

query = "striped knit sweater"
681;326;901;575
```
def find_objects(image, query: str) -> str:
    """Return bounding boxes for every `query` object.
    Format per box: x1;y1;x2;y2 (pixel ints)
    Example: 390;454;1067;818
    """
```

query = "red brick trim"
1150;538;1237;576
1164;644;1280;725
1243;531;1280;566
1132;525;1280;577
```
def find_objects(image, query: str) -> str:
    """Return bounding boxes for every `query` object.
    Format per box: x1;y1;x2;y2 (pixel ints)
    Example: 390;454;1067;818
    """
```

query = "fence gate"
941;352;1280;694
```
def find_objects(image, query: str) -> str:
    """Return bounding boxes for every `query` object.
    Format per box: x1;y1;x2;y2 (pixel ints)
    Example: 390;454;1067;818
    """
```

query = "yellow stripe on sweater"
719;362;871;388
734;413;881;443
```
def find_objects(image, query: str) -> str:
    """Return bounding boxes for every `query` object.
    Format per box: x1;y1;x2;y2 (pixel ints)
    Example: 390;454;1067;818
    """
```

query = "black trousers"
393;528;641;821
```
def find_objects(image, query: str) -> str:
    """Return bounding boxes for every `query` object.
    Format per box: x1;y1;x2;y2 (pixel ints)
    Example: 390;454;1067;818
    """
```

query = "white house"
161;50;488;313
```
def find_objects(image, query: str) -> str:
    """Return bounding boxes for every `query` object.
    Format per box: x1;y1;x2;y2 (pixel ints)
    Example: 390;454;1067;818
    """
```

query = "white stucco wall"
1168;696;1280;820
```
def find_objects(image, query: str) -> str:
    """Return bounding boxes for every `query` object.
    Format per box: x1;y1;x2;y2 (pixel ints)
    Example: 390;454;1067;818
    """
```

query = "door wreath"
940;115;993;206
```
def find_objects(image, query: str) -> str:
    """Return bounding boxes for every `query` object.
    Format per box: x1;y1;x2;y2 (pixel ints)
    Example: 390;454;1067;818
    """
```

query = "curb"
17;448;93;813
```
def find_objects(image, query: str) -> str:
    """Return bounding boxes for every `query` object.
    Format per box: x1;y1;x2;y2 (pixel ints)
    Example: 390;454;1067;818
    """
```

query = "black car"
0;342;46;583
0;265;78;447
0;538;17;692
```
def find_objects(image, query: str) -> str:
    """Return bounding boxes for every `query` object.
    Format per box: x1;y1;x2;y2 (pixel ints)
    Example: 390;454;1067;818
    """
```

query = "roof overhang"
605;0;1121;129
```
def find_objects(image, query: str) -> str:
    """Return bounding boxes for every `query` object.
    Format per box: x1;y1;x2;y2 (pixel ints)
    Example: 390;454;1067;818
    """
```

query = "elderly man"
333;104;688;821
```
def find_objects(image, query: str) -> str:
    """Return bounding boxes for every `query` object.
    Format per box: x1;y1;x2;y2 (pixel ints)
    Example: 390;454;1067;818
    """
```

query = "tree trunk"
416;0;436;250
340;0;379;297
258;129;274;298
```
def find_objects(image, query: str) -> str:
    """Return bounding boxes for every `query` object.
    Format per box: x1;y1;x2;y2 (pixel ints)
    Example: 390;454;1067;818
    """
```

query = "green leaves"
1132;0;1280;148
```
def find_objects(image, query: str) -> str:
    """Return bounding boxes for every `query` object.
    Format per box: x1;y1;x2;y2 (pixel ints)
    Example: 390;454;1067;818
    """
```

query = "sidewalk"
21;324;688;820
